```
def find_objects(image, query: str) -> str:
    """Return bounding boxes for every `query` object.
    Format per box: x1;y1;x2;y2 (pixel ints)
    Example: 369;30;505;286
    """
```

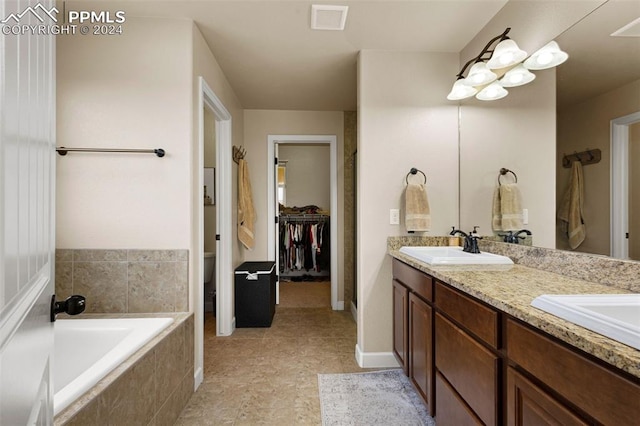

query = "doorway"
611;111;640;260
267;135;341;310
195;77;232;389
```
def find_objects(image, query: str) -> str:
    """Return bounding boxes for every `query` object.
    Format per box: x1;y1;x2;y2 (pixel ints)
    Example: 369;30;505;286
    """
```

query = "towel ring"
406;167;427;185
498;168;517;185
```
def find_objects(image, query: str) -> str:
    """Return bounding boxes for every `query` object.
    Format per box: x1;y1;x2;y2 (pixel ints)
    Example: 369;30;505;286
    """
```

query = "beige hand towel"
238;159;256;250
405;183;430;232
492;183;523;231
558;161;586;249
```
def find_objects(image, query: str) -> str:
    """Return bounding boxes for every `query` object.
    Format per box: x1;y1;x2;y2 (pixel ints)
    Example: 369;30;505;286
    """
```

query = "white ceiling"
556;0;640;108
82;0;508;111
63;1;639;111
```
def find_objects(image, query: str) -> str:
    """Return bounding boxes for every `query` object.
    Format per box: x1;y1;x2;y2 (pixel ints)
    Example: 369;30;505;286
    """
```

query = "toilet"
204;252;216;315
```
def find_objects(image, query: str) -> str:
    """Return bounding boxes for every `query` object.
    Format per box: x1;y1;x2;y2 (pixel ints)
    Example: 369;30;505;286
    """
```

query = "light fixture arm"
455;27;511;79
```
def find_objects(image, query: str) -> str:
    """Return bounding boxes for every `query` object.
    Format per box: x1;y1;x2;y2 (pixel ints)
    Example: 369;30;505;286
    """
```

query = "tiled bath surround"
55;313;194;426
55;249;189;313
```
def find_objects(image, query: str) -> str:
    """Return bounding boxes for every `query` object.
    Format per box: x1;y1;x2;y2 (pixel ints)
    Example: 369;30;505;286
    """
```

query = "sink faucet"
500;229;532;244
450;226;482;253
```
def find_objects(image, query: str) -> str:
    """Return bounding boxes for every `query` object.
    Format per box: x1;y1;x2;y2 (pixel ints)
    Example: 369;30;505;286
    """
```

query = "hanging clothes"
278;215;330;277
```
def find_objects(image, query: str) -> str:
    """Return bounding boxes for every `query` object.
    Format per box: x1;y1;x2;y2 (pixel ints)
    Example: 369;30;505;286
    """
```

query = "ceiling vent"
311;5;348;31
611;16;640;37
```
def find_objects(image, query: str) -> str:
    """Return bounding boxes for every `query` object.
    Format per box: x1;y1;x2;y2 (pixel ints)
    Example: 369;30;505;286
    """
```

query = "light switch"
390;209;400;225
523;208;529;224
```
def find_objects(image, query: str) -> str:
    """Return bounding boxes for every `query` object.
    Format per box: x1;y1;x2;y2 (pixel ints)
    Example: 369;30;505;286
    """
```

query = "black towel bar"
406;167;427;185
498;168;517;185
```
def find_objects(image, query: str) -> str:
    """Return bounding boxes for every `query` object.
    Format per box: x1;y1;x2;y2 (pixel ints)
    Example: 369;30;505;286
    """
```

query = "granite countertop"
389;249;640;379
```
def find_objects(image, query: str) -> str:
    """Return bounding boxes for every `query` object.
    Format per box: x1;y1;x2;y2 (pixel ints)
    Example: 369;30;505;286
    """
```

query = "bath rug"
318;369;435;426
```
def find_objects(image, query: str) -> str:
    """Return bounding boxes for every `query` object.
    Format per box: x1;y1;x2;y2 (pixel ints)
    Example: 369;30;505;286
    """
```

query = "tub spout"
51;294;86;322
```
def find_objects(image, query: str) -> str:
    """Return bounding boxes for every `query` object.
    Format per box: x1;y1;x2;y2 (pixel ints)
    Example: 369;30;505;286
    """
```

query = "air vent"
311;5;348;31
611;16;640;37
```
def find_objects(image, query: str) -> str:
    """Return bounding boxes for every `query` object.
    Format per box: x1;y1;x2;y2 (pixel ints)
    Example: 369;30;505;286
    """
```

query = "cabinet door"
507;367;588;426
409;293;434;415
392;279;409;374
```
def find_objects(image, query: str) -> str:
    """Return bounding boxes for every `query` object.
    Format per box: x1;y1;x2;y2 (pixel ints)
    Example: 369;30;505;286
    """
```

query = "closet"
279;213;330;281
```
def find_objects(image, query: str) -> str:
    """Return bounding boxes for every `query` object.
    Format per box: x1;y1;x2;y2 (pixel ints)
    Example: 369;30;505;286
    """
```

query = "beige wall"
357;51;460;355
56;18;193;250
557;79;640;254
631;122;640;261
459;69;557;248
242;109;344;302
278;145;331;209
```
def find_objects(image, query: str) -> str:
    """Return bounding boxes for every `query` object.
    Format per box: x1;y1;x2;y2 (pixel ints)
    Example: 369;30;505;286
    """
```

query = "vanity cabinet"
391;258;640;426
434;282;500;426
392;259;434;415
506;319;640;426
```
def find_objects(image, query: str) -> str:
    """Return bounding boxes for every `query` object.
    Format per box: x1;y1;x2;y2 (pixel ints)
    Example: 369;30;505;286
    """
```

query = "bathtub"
54;317;174;416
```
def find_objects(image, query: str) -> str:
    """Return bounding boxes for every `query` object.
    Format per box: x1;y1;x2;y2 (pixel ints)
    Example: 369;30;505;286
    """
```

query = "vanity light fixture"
447;28;569;101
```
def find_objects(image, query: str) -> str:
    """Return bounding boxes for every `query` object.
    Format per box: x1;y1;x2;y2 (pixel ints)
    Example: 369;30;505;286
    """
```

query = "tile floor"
175;282;371;425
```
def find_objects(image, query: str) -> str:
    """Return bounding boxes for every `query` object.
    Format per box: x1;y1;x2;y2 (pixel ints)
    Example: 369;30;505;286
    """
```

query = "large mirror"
555;0;640;260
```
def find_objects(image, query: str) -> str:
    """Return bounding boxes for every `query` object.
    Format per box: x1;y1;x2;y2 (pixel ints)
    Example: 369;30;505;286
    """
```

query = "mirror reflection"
555;0;640;260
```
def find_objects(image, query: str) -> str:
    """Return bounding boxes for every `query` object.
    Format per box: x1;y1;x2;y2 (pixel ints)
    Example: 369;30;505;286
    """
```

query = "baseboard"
355;344;401;369
194;367;203;390
333;301;345;310
350;301;357;322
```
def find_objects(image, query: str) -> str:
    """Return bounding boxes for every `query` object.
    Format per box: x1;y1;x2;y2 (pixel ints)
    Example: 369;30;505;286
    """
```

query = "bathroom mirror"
459;0;640;261
554;0;640;260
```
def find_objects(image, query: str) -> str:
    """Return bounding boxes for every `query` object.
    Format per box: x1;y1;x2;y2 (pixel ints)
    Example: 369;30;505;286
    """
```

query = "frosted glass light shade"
476;82;508;101
487;39;527;69
500;64;536;87
447;79;477;100
462;62;497;86
524;41;569;70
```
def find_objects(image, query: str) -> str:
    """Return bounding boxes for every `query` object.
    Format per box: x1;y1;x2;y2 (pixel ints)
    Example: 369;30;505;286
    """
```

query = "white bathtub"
54;317;174;416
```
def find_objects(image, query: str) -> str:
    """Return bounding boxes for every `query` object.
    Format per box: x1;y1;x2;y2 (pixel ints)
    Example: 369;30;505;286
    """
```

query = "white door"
0;0;57;423
274;143;280;304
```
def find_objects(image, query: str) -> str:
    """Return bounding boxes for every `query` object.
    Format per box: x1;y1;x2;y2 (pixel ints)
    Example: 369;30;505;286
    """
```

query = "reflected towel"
405;183;430;232
558;161;586;249
492;183;523;231
238;159;256;249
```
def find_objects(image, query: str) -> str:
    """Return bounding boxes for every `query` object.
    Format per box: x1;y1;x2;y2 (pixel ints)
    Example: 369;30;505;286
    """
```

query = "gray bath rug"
317;369;435;426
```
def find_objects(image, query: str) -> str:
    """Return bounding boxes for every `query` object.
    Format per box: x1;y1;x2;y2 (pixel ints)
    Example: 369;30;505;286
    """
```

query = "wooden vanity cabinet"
434;282;501;426
392;259;434;415
506;319;640;426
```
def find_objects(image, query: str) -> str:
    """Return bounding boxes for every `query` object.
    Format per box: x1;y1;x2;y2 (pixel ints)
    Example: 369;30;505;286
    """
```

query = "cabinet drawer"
436;313;499;425
435;371;482;426
507;367;587;426
435;281;499;348
392;259;433;301
507;319;640;425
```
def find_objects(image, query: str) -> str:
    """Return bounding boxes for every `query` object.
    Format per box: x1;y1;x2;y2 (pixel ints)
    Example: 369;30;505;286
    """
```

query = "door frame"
196;77;233;389
267;135;341;310
611;111;640;259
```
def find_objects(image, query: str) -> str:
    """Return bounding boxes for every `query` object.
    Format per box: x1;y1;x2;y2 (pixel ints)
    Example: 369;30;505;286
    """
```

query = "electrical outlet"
390;209;400;225
523;208;529;224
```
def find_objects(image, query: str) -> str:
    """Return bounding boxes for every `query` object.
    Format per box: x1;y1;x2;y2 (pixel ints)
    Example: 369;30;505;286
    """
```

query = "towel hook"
406;167;427;185
498;168;518;185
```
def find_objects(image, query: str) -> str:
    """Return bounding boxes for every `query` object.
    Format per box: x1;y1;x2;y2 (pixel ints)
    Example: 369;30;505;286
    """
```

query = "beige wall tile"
184;315;194;373
155;325;186;407
55;261;73;300
128;262;177;312
128;250;176;262
56;249;74;262
175;261;189;312
73;249;127;262
74;262;127;313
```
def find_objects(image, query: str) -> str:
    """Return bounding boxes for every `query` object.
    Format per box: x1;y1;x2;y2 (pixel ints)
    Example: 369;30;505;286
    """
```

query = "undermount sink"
399;246;514;265
531;294;640;350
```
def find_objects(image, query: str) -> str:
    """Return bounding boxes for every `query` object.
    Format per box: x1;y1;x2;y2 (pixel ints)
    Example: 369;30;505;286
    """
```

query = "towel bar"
498;168;517;185
405;167;427;185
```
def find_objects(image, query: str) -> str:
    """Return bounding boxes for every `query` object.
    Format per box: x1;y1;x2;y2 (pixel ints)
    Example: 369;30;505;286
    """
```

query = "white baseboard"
350;301;357;322
355;344;401;369
194;367;203;390
333;301;345;310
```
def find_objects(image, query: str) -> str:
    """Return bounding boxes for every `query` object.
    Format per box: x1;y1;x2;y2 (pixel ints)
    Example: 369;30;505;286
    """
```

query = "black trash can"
234;261;276;327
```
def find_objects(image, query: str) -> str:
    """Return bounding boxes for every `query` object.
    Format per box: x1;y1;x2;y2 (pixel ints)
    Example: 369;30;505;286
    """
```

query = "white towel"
405;183;430;232
492;183;523;231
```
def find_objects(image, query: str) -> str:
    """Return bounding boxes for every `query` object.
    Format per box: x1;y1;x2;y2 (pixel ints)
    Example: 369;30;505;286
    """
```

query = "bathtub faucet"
51;294;86;322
